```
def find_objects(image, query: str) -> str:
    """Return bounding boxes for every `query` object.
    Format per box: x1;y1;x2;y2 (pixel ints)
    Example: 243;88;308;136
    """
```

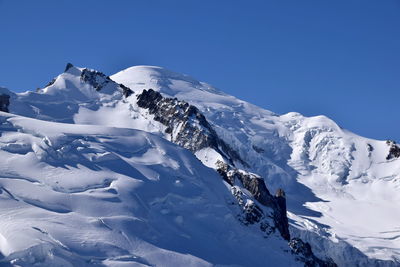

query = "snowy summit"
0;63;399;266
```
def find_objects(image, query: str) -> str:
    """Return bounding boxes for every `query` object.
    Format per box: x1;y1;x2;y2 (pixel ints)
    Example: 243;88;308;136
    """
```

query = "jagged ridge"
136;89;245;166
135;88;335;266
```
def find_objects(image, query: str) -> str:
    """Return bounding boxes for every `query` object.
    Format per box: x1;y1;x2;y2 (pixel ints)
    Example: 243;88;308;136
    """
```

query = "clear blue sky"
0;0;399;140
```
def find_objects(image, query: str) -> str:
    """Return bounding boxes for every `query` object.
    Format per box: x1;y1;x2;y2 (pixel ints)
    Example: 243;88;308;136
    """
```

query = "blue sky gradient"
0;0;399;140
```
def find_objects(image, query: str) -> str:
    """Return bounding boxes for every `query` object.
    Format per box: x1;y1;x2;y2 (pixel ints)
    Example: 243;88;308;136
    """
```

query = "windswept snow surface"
2;64;400;265
111;66;400;265
0;111;298;266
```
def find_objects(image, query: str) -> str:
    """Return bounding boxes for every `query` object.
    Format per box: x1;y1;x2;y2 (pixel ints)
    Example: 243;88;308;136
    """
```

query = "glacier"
0;63;399;266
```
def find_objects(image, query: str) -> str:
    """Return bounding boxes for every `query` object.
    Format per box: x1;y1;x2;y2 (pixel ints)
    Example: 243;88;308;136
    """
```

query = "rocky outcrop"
136;89;245;165
216;160;290;241
0;94;10;112
386;140;400;160
80;68;133;97
217;161;334;265
216;161;275;204
64;63;74;72
289;238;337;267
230;186;273;237
135;89;289;239
43;78;57;89
274;188;290;241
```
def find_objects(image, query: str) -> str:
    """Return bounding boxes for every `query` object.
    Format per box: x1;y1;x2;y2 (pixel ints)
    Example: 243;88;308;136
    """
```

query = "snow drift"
0;63;399;266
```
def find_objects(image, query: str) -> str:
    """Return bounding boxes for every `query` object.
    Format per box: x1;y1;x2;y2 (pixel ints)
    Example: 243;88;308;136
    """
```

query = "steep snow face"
2;64;400;264
281;113;400;264
0;111;301;266
111;66;400;264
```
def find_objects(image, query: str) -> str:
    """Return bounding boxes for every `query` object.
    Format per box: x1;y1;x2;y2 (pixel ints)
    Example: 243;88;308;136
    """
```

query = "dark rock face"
216;160;290;241
80;69;111;91
136;89;245;165
367;143;374;152
79;68;133;97
0;94;10;112
274;188;290;241
119;83;133;97
289;238;337;267
386;140;400;160
230;186;273;236
64;63;74;72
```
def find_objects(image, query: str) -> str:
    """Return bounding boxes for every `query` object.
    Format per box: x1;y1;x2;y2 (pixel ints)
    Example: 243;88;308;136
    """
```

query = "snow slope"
1;64;399;265
0;111;300;266
111;66;400;265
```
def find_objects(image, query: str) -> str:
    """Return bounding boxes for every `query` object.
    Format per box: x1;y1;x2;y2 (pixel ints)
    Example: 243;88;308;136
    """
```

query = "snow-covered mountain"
0;63;399;266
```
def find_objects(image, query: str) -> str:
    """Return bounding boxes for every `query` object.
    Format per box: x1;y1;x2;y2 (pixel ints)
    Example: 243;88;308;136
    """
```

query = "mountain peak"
39;66;121;100
111;65;228;106
64;62;74;72
111;65;202;91
2;64;400;265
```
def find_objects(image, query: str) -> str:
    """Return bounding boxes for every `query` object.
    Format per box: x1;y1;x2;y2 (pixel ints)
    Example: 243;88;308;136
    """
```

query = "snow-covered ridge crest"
112;65;226;97
39;63;132;99
110;65;400;265
0;63;399;265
